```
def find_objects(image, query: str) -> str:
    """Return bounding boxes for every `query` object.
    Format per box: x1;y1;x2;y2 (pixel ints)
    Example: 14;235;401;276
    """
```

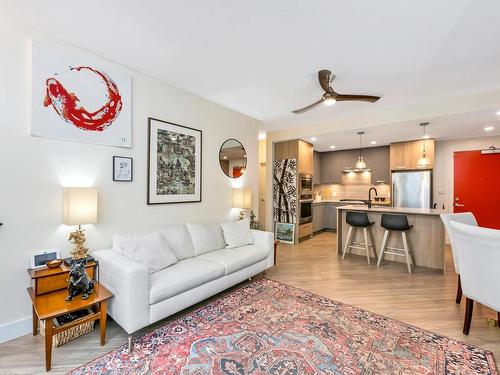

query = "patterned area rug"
69;278;497;374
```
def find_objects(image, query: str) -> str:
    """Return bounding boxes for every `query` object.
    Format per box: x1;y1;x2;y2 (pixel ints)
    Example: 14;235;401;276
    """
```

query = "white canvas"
31;40;132;148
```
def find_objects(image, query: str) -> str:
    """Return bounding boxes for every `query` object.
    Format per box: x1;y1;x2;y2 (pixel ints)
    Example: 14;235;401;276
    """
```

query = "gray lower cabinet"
313;202;338;232
313;203;325;232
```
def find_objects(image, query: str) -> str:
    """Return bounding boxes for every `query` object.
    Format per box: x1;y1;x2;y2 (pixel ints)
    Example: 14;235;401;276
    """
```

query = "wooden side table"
28;283;112;371
274;240;279;266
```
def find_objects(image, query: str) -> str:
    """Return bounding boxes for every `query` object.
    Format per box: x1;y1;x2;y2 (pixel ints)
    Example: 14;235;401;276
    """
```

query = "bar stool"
377;213;414;273
342;211;377;264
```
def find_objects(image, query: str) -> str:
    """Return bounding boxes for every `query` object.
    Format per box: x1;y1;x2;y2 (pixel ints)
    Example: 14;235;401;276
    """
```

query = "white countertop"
336;204;444;216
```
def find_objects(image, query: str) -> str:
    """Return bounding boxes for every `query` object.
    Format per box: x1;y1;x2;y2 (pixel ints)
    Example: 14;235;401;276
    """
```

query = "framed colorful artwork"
147;117;202;204
113;156;133;182
31;40;132;147
275;222;295;244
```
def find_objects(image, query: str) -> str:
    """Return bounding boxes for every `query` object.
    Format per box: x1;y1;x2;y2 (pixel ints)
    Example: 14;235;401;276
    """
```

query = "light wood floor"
1;232;499;374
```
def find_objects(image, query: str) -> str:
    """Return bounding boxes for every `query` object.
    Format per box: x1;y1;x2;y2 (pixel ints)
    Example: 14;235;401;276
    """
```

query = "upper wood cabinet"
274;139;313;175
390;139;435;170
298;140;313;174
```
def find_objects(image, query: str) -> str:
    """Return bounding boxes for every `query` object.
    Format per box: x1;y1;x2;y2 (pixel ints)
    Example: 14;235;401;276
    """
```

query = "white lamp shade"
232;188;251;209
63;187;98;225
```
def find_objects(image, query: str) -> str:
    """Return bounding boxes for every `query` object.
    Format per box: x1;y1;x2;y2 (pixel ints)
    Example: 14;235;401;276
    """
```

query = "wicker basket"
40;309;95;347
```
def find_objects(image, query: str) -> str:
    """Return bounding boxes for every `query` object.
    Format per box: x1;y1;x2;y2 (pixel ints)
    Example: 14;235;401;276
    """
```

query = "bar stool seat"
377;213;415;273
342;211;377;264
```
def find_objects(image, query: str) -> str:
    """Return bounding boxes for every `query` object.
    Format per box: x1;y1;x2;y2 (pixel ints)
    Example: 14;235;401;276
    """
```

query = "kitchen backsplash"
313;183;391;201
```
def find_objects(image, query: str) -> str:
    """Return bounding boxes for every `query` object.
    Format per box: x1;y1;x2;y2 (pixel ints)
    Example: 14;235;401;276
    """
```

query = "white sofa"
92;223;274;335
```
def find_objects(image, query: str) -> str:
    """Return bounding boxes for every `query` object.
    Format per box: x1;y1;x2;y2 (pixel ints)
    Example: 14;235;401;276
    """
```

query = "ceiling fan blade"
318;70;333;92
292;98;324;114
335;94;381;103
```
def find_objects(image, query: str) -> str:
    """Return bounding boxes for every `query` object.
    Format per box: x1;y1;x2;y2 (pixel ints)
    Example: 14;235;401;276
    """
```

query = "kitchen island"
336;205;446;271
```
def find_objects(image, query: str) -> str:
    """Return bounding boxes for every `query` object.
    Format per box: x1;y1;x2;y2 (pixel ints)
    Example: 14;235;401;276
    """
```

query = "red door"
454;150;500;229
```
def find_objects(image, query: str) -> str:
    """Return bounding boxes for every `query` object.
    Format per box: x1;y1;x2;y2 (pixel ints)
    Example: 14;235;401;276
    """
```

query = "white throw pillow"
221;219;254;249
186;222;226;255
118;231;177;274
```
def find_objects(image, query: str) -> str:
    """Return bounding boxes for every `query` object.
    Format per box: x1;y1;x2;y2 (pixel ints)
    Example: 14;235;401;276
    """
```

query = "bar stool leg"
368;227;377;259
401;231;412;274
342;226;353;259
363;228;371;264
377;230;389;267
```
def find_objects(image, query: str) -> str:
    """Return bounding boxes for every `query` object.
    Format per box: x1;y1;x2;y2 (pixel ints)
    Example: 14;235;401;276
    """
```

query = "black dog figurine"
66;258;94;301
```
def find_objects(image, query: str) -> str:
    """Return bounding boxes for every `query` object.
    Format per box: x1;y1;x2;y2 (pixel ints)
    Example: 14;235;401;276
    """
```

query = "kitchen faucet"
368;187;378;208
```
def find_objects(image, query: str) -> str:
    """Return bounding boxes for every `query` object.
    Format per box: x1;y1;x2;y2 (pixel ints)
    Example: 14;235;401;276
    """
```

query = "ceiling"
311;108;500;152
1;0;500;133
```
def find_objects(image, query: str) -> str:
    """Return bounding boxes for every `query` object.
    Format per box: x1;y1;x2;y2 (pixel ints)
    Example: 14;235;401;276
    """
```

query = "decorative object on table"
45;259;63;269
272;159;297;224
113;156;133;181
249;209;260;229
275;222;295;244
63;187;98;261
219;139;247;178
40;308;94;348
148;117;202;204
68;279;497;375
31;40;132;148
31;249;60;269
66;258;94;301
232;188;251;220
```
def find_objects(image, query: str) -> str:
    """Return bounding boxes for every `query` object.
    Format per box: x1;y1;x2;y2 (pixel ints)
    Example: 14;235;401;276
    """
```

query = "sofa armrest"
91;249;150;334
251;229;274;268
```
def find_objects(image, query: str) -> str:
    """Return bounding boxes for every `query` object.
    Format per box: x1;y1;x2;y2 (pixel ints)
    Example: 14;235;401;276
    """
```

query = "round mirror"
219;139;247;178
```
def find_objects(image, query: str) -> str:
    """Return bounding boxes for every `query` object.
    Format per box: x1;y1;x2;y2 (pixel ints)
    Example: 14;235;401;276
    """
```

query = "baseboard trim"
0;316;32;343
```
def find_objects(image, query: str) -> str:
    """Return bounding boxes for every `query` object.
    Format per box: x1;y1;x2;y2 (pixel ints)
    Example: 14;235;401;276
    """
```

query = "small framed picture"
275;222;295;244
31;249;60;269
113;156;133;182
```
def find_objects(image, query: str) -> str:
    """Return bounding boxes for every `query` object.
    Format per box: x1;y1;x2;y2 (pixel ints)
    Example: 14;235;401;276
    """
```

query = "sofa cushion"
118;231;178;274
113;224;195;260
197;244;269;275
186;222;226;256
149;258;224;304
221;219;253;249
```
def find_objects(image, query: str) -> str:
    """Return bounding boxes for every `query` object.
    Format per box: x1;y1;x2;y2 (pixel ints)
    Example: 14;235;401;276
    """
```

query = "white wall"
434;135;500;212
0;29;261;342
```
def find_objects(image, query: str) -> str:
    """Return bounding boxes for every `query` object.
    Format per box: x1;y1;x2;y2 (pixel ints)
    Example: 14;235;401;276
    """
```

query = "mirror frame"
219;138;247;179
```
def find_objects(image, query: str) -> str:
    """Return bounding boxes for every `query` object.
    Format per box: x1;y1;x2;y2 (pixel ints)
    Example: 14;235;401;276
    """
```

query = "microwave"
299;174;313;194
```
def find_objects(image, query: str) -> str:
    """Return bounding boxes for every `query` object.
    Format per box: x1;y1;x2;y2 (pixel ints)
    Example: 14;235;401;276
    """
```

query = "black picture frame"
147;117;202;205
113;156;133;182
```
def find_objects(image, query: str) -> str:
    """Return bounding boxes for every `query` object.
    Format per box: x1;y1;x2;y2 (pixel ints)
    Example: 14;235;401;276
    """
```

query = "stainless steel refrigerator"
391;170;432;208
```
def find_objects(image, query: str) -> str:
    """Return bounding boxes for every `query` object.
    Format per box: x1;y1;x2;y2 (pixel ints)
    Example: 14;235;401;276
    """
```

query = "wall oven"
299;174;313;195
299;195;313;224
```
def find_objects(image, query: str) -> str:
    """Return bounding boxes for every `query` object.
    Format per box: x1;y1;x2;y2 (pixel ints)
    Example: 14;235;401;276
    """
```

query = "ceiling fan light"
324;97;336;106
355;156;367;169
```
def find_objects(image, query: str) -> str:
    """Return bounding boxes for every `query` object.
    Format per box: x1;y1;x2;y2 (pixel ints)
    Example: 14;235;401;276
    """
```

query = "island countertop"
336;204;444;216
336;205;446;271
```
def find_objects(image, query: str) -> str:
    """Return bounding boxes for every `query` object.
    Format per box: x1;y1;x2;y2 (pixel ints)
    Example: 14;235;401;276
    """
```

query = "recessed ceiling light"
370;141;377;145
310;137;317;141
223;156;228;159
330;145;336;149
484;126;494;131
496;110;500;116
423;135;430;139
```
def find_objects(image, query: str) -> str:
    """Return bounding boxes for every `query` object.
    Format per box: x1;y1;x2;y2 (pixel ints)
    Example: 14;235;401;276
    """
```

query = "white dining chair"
440;212;477;304
449;221;500;335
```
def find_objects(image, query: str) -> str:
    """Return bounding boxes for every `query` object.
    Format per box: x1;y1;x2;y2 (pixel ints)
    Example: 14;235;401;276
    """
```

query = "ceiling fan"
292;69;381;114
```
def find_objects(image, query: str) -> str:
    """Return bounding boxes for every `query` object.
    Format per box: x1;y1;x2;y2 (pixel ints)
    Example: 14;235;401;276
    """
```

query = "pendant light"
417;122;431;168
355;131;367;169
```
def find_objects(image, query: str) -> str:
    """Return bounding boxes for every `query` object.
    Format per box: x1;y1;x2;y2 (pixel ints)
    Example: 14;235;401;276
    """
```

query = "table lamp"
63;187;98;261
232;188;251;220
